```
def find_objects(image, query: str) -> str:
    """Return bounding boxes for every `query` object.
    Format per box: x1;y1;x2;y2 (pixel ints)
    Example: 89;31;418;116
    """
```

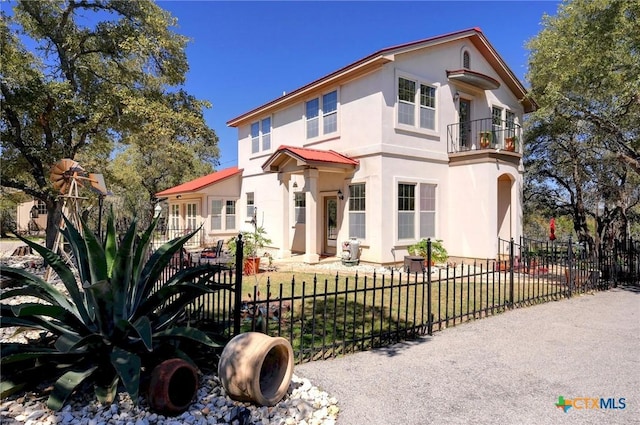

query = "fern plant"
0;210;222;410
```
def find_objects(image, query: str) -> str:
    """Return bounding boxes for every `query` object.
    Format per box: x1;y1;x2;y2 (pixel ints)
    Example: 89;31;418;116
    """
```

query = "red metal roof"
276;145;359;165
155;166;243;196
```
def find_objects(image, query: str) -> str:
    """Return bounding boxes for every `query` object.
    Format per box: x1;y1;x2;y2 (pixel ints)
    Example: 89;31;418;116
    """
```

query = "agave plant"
0;210;223;410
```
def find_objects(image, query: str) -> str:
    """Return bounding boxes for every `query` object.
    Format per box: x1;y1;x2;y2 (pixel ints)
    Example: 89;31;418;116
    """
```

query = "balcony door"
459;98;471;149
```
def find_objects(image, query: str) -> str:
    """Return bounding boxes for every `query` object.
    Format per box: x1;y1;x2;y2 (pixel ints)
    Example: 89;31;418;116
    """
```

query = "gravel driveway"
295;287;640;425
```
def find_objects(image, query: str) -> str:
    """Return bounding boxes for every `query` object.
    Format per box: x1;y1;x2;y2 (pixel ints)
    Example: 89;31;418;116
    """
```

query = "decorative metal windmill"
48;158;109;268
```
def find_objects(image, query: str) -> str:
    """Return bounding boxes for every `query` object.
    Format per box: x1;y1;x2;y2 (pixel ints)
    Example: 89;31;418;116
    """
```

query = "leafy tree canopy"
524;0;640;247
0;0;218;246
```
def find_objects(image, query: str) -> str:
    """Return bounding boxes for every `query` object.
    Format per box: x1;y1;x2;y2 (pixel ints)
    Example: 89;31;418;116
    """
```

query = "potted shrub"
228;225;272;275
407;238;448;265
0;208;222;411
505;135;517;151
479;131;492;149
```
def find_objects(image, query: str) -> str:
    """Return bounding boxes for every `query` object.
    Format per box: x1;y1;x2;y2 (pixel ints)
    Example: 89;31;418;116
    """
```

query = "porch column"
304;168;320;264
278;173;292;259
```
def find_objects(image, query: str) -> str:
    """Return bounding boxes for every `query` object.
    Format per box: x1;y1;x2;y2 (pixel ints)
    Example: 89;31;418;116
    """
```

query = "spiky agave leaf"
47;366;98;411
106;216;137;323
131;228;202;312
110;347;141;403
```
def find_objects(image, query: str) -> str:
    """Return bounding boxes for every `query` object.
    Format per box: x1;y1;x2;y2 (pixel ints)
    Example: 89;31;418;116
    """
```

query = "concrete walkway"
295;287;640;425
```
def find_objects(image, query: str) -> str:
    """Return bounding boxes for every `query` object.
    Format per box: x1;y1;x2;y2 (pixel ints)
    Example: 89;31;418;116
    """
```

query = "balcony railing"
447;118;522;154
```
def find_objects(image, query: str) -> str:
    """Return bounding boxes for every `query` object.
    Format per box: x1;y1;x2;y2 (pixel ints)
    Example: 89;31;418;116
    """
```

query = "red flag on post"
549;217;556;241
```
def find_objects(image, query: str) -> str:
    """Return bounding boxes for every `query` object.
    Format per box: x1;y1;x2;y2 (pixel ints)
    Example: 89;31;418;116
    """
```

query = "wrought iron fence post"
567;236;574;297
509;238;514;307
233;233;244;336
427;239;432;335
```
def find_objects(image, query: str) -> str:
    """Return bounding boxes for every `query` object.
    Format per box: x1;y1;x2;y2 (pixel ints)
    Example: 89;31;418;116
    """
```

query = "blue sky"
159;1;561;169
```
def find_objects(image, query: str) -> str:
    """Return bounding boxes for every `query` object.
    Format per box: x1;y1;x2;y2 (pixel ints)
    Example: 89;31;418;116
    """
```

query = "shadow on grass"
284;294;432;362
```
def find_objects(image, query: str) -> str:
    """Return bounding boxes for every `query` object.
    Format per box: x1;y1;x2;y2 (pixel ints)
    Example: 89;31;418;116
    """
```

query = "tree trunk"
45;198;62;250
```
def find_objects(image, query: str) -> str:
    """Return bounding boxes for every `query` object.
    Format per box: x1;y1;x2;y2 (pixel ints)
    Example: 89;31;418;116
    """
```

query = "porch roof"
262;145;359;173
155;166;243;197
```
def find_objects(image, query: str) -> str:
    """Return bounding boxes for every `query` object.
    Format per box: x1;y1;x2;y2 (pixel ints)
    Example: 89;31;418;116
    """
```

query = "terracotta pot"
505;137;516;151
244;257;260;275
148;358;199;415
218;332;294;406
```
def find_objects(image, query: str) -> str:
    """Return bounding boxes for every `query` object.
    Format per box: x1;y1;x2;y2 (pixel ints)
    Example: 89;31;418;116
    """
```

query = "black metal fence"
161;236;639;364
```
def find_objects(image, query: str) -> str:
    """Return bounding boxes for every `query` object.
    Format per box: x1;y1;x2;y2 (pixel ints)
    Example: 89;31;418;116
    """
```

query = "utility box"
404;256;425;274
341;238;360;265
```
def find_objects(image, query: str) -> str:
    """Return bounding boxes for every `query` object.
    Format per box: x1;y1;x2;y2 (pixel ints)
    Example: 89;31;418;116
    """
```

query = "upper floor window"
463;51;470;69
397;77;436;131
251;117;271;154
505;110;516;137
306;90;338;139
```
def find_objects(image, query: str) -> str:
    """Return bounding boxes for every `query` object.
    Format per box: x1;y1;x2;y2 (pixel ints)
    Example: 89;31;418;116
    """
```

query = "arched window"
463;51;470;69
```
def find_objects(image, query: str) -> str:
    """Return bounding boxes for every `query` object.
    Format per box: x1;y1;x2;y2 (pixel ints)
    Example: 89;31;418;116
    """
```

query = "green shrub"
407;239;449;264
0;209;222;410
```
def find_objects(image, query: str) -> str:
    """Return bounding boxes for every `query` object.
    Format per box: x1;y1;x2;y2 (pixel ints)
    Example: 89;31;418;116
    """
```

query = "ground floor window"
398;182;437;240
398;183;415;239
419;183;436;238
170;204;180;229
295;193;306;224
186;203;197;230
349;183;366;239
211;199;236;231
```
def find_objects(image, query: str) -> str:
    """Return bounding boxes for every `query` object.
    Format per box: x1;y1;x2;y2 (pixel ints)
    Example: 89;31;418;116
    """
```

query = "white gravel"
0;254;339;425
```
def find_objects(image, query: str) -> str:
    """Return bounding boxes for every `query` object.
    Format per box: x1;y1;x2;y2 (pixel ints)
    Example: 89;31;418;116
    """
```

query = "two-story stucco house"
156;28;535;265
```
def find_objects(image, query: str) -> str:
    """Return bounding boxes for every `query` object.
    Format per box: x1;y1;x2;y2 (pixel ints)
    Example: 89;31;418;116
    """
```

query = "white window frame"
396;180;438;242
419;183;436;239
186;203;197;231
246;192;255;221
250;122;260;154
36;200;47;215
397;183;415;240
261;117;271;151
348;183;366;239
209;198;237;231
305;89;338;139
294;192;306;224
396;73;438;133
211;199;223;230
225;200;236;230
170;204;180;229
250;117;272;154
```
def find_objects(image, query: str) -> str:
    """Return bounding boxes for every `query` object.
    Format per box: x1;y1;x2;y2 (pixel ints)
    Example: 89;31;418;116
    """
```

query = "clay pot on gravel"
148;358;199;415
218;332;294;406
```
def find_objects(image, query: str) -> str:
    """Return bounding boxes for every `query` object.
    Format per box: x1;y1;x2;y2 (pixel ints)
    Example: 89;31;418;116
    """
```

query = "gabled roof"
227;28;535;127
262;145;359;173
155;166;243;197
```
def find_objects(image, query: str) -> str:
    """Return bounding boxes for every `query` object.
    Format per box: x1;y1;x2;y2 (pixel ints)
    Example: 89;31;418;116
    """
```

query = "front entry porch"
262;145;359;264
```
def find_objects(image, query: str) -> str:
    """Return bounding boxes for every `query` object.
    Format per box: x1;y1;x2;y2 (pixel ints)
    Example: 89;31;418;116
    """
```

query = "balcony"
447;118;522;154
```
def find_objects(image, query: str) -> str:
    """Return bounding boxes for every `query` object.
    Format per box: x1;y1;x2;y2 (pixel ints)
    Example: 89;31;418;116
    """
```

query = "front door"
324;197;338;255
459;98;471;149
